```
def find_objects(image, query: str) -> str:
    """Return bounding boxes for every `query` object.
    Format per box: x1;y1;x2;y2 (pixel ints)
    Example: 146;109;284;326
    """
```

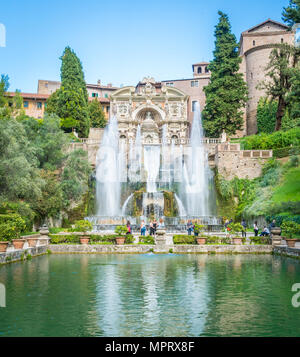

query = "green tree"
0;118;43;202
256;97;277;133
61;149;91;208
46;47;90;138
0;75;11;119
259;44;300;131
203;11;248;137
88;99;107;128
282;0;300;27
22;114;68;170
31;170;63;221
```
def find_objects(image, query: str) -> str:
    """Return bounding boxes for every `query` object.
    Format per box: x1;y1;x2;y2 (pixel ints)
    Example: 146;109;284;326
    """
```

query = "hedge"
50;234;134;244
173;235;196;244
139;236;155;245
273;146;300;158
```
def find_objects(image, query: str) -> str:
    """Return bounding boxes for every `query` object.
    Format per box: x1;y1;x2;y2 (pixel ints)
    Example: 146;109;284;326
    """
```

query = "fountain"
88;107;221;232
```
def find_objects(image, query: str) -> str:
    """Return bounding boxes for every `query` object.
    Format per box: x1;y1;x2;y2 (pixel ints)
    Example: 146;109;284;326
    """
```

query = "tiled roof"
6;92;110;103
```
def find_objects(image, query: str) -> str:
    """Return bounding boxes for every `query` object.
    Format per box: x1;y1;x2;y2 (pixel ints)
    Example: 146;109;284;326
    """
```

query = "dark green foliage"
88;99;107;128
203;11;248;137
0;118;43;202
50;234;80;244
46;47;90;138
257;98;277;134
0;213;26;241
259;44;300;131
240;127;300;150
61;149;91;208
139;235;155;244
250;236;271;245
281;220;300;238
74;219;93;233
273;146;300;158
282;0;300;27
173;235;196;244
266;213;300;226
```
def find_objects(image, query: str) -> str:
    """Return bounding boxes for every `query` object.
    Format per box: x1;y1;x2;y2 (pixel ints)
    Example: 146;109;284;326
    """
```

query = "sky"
0;0;291;92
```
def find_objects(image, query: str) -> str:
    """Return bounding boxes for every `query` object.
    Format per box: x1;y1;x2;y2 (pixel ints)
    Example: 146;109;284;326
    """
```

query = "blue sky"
0;0;290;92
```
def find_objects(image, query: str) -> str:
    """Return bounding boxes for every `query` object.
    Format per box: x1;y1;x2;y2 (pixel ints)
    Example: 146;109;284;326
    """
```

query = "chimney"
107;83;112;88
97;79;101;86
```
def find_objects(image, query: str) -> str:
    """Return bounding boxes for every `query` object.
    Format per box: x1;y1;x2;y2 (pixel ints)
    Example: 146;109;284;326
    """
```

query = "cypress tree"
46;47;90;138
203;11;248;137
88;99;107;128
282;0;300;28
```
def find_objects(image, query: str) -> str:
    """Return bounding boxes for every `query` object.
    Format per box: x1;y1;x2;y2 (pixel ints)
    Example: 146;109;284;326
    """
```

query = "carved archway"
132;103;166;124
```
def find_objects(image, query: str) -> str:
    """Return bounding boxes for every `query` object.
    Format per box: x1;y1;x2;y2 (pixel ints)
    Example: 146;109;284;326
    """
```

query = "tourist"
126;221;131;235
158;218;165;229
153;219;157;234
253;221;259;237
268;219;276;233
140;221;146;236
187;220;193;235
224;219;229;229
241;219;247;238
149;221;155;236
260;227;270;237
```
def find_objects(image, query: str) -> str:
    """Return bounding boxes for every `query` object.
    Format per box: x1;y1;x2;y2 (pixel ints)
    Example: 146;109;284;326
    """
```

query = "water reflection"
0;254;300;337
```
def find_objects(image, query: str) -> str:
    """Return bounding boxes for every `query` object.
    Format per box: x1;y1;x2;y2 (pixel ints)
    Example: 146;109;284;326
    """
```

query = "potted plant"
114;225;128;245
281;221;300;248
228;223;244;245
194;224;207;244
74;220;93;245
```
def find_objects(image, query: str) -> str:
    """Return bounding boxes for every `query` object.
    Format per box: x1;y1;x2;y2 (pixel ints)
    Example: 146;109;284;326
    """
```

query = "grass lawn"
272;167;300;203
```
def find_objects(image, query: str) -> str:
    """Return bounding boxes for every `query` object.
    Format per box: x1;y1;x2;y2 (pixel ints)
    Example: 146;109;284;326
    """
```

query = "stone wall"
215;143;272;180
0;246;48;265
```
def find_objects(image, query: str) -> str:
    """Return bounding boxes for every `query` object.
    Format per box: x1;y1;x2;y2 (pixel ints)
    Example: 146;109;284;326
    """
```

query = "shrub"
220;236;231;244
194;224;206;235
139;235;155;244
115;225;128;236
173;235;196;244
74;220;93;233
281;221;300;239
49;234;80;244
0;213;26;240
206;236;220;244
228;222;244;236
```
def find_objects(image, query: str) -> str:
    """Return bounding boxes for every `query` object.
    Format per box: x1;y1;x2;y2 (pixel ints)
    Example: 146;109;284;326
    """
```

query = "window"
23;101;29;108
37;102;42;109
192;101;198;112
104;93;108;98
281;38;284;43
197;67;202;74
106;106;110;113
92;92;98;98
166;82;174;87
253;40;256;46
191;80;199;87
205;66;209;73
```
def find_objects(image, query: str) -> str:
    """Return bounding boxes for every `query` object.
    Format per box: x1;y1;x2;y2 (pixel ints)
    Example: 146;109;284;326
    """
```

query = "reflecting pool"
0;254;300;337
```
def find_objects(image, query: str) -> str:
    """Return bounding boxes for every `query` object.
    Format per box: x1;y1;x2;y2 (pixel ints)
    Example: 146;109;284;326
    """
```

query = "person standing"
149;221;155;236
253;221;259;237
140;221;146;236
126;220;132;235
153;219;157;235
187;220;193;236
241;219;247;238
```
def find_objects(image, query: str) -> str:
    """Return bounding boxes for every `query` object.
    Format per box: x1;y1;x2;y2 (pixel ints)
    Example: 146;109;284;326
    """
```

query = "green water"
0;254;300;337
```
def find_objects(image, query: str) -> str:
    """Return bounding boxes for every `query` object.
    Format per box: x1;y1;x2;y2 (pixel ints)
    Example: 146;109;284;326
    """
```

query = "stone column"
271;227;282;246
39;224;50;246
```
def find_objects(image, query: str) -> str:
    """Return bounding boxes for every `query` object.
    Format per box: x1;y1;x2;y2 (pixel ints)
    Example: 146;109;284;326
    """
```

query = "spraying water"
95;115;121;216
144;145;161;193
180;103;211;216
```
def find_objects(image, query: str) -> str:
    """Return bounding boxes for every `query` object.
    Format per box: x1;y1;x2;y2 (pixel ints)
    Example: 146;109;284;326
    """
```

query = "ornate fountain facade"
111;76;190;146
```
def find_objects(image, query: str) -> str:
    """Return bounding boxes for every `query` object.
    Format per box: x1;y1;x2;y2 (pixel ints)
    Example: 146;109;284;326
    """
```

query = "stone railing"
216;143;273;158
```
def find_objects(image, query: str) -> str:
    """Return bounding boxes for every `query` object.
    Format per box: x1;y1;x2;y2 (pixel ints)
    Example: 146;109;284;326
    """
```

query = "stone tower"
239;19;295;135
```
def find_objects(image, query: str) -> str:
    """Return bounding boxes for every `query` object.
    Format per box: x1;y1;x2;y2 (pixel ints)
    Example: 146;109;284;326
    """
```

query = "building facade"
239;19;295;135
